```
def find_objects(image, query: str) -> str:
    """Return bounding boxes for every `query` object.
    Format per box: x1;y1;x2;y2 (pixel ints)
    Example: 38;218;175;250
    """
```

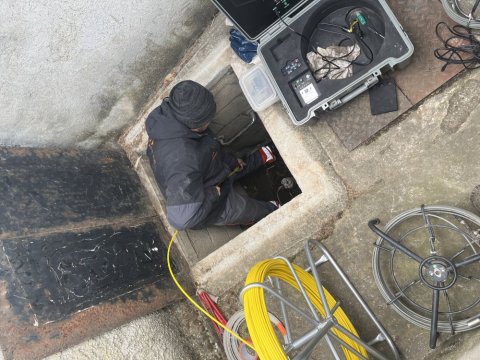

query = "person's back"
146;80;277;231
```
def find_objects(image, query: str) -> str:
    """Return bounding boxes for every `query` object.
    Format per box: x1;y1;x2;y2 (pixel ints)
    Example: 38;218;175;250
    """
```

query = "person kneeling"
145;80;278;230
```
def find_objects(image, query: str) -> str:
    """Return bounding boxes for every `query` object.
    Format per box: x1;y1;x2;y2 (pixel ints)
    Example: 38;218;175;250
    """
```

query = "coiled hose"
441;0;480;29
243;259;368;360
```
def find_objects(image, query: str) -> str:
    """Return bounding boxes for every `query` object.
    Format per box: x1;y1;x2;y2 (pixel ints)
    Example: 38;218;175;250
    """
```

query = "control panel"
291;73;320;106
281;58;303;76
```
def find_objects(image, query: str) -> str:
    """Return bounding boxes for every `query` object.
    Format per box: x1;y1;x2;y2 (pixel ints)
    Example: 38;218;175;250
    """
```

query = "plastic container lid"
239;64;279;112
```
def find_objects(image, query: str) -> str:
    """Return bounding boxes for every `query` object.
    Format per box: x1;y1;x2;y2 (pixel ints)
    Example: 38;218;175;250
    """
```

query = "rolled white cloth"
307;44;361;80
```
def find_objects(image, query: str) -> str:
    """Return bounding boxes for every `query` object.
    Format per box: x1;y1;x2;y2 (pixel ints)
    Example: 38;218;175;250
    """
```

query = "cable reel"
441;0;480;29
223;310;288;360
240;240;400;360
371;205;480;349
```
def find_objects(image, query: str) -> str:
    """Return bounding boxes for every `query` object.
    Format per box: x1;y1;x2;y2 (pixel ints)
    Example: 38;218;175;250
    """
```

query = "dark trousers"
212;151;277;226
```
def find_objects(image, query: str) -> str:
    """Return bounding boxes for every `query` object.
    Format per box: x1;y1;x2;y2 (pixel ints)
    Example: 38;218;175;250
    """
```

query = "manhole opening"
167;67;302;265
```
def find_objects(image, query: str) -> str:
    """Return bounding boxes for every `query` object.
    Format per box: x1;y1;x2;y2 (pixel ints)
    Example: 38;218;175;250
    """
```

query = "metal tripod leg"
305;240;400;360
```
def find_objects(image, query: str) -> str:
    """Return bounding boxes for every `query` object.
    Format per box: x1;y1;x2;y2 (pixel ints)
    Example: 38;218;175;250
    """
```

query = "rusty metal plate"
2;222;176;324
0;221;187;360
0;147;187;360
0;147;154;237
389;0;464;104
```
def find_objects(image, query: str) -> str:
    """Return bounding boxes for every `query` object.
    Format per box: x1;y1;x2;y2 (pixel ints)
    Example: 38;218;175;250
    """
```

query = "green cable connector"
355;11;367;25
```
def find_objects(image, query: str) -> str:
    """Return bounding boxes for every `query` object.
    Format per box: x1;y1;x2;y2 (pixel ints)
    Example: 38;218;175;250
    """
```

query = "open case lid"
211;0;310;41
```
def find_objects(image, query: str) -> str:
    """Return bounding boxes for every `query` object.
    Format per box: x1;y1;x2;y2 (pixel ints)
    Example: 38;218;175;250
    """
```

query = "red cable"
197;291;228;337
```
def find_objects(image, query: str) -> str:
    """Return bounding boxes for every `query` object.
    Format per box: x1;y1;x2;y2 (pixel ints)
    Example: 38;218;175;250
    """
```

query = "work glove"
229;28;258;63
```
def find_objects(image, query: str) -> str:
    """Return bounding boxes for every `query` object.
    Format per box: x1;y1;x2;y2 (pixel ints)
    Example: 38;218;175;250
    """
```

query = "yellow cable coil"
243;259;368;360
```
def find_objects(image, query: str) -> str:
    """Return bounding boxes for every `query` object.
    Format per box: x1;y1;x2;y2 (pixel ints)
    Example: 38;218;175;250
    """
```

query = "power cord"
434;22;480;70
339;35;374;66
274;8;309;44
272;6;392;80
310;10;376;80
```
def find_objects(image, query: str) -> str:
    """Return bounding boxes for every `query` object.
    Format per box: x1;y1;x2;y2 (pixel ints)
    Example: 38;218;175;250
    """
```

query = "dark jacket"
146;101;232;230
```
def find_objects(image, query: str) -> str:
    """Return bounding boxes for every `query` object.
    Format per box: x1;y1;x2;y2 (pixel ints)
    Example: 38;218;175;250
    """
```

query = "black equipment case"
211;0;414;125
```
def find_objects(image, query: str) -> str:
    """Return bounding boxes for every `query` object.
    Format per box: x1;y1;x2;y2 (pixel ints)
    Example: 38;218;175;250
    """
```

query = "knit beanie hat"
169;80;216;129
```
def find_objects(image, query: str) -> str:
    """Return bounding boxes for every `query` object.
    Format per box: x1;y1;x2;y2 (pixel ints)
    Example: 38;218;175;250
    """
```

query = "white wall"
0;0;216;148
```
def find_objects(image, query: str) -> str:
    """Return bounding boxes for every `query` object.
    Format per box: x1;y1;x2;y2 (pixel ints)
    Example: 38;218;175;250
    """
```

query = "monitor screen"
215;0;305;39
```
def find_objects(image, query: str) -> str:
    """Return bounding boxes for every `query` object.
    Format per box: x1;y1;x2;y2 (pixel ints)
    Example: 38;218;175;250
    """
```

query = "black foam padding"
369;78;398;115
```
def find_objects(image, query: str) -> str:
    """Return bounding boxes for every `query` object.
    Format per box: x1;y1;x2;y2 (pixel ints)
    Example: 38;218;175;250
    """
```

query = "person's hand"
215;186;221;196
237;158;246;169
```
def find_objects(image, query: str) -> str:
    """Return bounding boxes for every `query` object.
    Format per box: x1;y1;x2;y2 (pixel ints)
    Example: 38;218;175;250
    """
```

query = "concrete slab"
472;185;480;212
429;334;480;360
308;69;480;201
304;69;480;359
179;43;479;360
46;302;225;360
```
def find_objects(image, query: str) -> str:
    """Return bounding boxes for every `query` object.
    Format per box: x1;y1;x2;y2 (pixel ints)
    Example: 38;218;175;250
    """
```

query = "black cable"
344;31;374;66
276;7;377;80
311;25;355;77
276;186;284;205
275;12;349;80
274;9;309;44
434;22;480;71
345;7;377;65
314;22;373;71
314;22;373;80
317;22;349;32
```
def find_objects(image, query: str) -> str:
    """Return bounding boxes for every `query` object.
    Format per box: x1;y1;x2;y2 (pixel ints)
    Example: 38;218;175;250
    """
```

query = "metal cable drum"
372;205;480;333
441;0;480;28
223;310;288;360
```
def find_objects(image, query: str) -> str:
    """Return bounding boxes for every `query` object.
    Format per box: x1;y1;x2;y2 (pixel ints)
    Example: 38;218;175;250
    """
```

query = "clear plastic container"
239;64;279;112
